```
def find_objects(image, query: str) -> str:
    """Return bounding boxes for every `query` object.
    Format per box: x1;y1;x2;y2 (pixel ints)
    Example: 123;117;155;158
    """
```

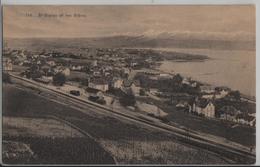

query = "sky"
3;5;255;40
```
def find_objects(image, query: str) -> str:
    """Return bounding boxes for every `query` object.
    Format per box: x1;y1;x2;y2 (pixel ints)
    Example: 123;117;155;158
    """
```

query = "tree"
172;74;183;84
53;72;66;86
31;71;42;79
84;66;91;74
171;74;183;92
3;72;11;83
139;89;146;96
119;91;136;107
30;64;40;72
28;64;42;79
228;90;241;100
81;78;89;86
42;66;50;76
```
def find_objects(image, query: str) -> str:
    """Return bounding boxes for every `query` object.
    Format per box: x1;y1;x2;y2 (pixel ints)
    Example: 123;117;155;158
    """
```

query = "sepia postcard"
1;4;256;165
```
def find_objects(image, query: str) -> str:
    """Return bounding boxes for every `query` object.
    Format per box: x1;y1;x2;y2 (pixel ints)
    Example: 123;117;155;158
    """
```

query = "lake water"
157;48;255;97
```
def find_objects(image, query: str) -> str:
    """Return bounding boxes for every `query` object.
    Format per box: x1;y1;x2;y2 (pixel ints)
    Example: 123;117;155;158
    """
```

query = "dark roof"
236;113;246;119
200;85;215;90
86;87;100;94
171;93;191;97
243;115;255;122
195;98;213;108
215;86;231;92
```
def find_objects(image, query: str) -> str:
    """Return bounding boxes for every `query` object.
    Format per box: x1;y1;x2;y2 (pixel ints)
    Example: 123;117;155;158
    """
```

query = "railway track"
8;73;256;164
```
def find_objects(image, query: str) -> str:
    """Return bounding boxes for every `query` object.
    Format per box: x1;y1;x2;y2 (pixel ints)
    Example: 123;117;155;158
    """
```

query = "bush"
53;73;66;86
119;92;136;107
147;113;170;123
97;99;106;105
139;89;146;96
89;96;99;102
160;117;170;123
228;90;241;100
70;90;80;96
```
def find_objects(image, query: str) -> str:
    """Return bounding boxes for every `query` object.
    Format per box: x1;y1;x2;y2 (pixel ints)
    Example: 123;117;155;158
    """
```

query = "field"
3;136;115;164
2;89;115;164
3;116;84;138
3;83;229;164
99;139;227;164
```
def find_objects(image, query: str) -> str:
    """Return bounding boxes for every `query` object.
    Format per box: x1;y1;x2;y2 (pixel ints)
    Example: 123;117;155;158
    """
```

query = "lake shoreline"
156;60;255;99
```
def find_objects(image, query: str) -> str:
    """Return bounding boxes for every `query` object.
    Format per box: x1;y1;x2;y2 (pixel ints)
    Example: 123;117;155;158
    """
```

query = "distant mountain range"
4;33;255;51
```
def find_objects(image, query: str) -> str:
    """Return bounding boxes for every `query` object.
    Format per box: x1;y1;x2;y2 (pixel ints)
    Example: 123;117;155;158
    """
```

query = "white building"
92;60;98;67
200;85;215;94
202;94;215;99
62;68;70;76
191;81;197;88
88;80;109;92
131;82;141;96
158;73;173;80
47;60;56;67
71;65;84;71
217;89;229;98
182;77;190;85
112;78;123;89
3;59;12;71
42;76;53;82
144;70;160;75
54;66;70;76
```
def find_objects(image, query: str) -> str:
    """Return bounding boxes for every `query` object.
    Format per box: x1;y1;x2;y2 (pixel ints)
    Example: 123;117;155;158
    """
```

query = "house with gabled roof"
111;77;124;89
192;98;215;118
86;87;104;100
88;78;109;92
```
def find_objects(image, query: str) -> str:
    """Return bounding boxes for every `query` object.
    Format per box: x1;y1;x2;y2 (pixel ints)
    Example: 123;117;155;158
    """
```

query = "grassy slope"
136;96;256;147
3;116;84;138
3;84;115;164
3;83;227;164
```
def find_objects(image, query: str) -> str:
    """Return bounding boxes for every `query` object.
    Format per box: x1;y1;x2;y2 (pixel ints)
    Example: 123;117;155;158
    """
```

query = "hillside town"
3;48;256;127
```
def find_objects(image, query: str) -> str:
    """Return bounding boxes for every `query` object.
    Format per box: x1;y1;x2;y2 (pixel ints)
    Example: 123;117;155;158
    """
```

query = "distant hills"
4;34;255;51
